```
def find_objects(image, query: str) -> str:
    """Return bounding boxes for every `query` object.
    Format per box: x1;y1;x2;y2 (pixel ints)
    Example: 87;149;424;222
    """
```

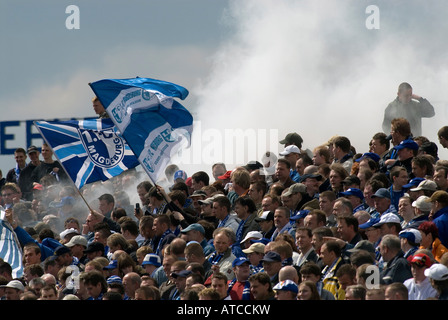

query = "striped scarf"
227;279;251;300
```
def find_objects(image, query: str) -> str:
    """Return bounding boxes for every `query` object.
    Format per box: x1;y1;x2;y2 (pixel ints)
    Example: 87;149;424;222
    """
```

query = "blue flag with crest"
34;118;140;189
89;77;193;183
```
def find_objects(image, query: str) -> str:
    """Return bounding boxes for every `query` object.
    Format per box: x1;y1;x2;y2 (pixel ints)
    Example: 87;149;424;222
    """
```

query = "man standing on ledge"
382;82;434;137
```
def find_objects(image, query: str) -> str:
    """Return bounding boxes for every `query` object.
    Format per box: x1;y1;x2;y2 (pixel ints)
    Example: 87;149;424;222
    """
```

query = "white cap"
240;231;263;244
424;263;448;281
411;196;432;212
373;212;401;227
279;145;301;156
0;280;25;291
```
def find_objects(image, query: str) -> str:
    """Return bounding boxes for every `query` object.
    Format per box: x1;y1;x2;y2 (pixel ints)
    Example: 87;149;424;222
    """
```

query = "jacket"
380;251;412;285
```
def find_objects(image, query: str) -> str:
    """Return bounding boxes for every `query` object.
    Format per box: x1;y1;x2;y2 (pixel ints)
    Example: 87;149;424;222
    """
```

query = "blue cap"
395;139;419;151
261;251;282;263
273;280;298;294
174;170;188;181
142;253;162;267
403;177;425;189
371;188;390;199
339;188;364;200
355;152;380;163
171;270;192;278
103;260;118;270
106;275;122;284
290;210;309;221
180;223;205;235
232;257;250;267
359;217;380;229
54;245;71;257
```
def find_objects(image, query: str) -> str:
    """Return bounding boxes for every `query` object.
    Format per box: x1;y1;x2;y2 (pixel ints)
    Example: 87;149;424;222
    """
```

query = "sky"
1;0;448;176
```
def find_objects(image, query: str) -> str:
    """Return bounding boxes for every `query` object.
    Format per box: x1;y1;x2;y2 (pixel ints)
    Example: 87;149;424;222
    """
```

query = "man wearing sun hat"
403;253;438;300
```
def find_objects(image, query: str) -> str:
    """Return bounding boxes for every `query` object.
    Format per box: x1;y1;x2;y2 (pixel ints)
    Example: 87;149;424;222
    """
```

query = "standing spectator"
382;82;434;137
6;148;27;184
31;143;67;184
18;145;41;201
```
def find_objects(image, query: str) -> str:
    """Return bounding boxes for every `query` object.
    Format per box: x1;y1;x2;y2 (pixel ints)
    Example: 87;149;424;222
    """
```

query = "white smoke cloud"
187;0;448;172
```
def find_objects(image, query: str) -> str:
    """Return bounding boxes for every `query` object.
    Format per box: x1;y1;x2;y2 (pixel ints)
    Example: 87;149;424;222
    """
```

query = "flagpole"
33;121;94;213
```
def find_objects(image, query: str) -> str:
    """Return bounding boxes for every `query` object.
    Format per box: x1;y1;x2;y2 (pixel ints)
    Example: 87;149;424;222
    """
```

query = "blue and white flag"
34;118;140;189
89;77;193;183
0;212;23;278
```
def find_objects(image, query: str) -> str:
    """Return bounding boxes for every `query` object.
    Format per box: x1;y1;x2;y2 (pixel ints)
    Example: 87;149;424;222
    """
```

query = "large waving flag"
0;212;23;278
34;118;140;189
89;77;193;183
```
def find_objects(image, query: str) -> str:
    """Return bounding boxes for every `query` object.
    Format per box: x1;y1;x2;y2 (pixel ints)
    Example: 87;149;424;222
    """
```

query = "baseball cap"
355;152;380;163
261;251;282;263
410;180;437;192
428;190;448;204
299;173;322;183
255;211;274;222
59;228;79;239
371;188;391;199
373;212;401;227
103;260;118;270
27;145;39;154
240;231;263;244
339;188;364;200
232;257;250;267
279;133;303;148
65;235;87;248
198;198;214;206
290;210;309;221
347;240;375;254
189;190;207;198
171;270;192;278
395;139;419;151
180;223;205;235
218;171;232;180
279;145;301;156
174;170;188;181
424;263;448;281
33;184;44;191
282;183;306;197
142;253;162;267
411;253;432;268
412;196;432;212
0;280;25;292
359;217;380;230
273;280;298;294
242;242;265;254
54;245;71;257
399;228;422;244
403;177;425;189
83;242;105;253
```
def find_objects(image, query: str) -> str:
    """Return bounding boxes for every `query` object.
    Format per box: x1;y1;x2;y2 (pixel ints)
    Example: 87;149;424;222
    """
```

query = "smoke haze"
186;0;448;173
